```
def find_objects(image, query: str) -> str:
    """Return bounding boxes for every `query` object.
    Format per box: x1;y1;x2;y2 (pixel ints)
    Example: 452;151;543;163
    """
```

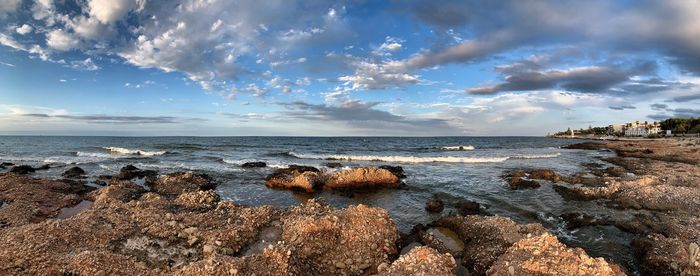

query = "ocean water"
0;136;636;271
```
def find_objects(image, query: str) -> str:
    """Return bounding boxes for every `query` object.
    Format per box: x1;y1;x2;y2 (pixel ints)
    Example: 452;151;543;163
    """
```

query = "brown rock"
150;171;215;196
456;200;480;216
266;171;323;193
425;197;444;213
324;167;400;190
377;246;455;275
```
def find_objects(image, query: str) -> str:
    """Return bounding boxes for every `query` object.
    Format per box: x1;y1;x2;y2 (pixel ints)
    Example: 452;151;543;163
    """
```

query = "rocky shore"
1;138;698;275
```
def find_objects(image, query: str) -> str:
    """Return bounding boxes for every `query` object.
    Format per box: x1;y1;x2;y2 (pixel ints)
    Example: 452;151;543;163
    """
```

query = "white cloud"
88;0;136;24
372;36;403;56
70;58;99;71
46;29;80;51
0;0;20;17
15;24;34;35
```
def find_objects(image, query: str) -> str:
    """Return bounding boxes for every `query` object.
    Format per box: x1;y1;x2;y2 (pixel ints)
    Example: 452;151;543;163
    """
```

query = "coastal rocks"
502;169;563;189
324;162;343;168
265;166;401;192
9;165;35;175
376;246;456;275
280;199;399;275
115;165;157;180
62;166;86;178
150;171;216;196
487;233;626;275
425;196;444;213
562;142;607;150
379;165;406;179
432;215;547;274
325;167;400;190
456;200;481;216
559;212;610;230
241;161;266;168
632;234;697;276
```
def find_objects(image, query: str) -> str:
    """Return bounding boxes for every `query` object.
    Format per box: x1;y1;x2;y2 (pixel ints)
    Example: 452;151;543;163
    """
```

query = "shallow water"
0;136;637;271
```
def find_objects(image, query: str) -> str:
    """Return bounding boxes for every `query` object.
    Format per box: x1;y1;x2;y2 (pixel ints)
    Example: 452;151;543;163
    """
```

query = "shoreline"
1;138;699;274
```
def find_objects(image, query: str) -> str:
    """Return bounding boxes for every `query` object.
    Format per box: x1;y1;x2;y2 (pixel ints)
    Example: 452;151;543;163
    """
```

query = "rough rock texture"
150;171;216;196
241;162;266;168
62;166;86;178
633;234;700;276
425;197;444;213
487;233;626;275
433;215;547;274
0;173;407;275
0;173;95;227
266;166;401;192
378;165;407;179
9;165;35;175
456;200;481;216
502;169;563;189
377;246;456;276
116;164;158;180
324;167;400;190
324;162;343;168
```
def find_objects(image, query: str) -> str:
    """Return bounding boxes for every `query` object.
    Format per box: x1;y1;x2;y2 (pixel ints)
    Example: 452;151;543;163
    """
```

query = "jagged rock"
559;212;610;230
487;233;626;275
62;166;86;178
9;165;35;175
503;169;562;189
324;162;343;168
325;167;400;190
266;170;323;193
425;197;444;213
115;165;157;180
241;162;266;168
456;200;481;216
377;246;456;275
150;171;216;196
632;234;700;276
433;215;547;274
379;165;406;179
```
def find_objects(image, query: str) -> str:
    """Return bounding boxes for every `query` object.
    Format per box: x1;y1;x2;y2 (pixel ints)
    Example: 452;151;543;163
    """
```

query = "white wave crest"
76;152;116;158
511;153;561;159
287;152;508;163
102;147;166;156
440;145;475;151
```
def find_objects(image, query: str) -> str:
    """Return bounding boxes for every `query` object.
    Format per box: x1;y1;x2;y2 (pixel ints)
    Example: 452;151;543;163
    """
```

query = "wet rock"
34;164;50;170
379;165;406;179
1;162;13;167
563;142;607;150
553;183;619;201
633;234;700;276
324;167;400;190
503;169;562;189
377;246;456;275
433;215;547;274
324;162;343;168
425;196;444;213
266;170;323;193
487;233;626;275
115;165;157;180
62;166;86;178
559;212;610;230
603;166;626;177
507;177;540;189
456;200;480;216
9;165;35;175
419;227;464;258
150;171;216;196
241;162;266;168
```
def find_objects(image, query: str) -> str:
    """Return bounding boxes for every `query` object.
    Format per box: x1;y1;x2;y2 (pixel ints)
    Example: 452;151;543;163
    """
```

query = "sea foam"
102;147;167;156
287;152;509;163
440;145;475;151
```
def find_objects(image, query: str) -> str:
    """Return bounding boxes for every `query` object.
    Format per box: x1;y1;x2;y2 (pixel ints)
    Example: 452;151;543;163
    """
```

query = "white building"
624;122;661;137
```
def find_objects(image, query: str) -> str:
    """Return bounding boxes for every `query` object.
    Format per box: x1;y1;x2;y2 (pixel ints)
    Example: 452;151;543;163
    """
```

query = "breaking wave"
286;151;560;163
102;147;167;156
286;152;509;163
440;145;475;151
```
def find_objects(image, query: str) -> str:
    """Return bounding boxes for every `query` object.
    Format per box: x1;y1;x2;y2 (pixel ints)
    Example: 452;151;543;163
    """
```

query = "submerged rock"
559;212;610;230
241;161;266;168
487;233;626;275
324;162;343;168
9;165;35;175
503;169;563;189
62;166;86;178
456;200;481;216
115;165;157;180
425;196;444;213
379;165;406;179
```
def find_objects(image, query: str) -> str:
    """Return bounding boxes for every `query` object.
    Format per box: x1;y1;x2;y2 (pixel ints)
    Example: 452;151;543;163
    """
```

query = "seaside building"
623;121;661;137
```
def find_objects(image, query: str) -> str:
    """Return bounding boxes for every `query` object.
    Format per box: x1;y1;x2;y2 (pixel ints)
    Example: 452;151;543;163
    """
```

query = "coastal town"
548;117;700;138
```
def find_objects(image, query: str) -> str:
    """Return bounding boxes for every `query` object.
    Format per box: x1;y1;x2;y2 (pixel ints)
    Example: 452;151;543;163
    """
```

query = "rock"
632;233;700;276
9;165;35;175
433;215;547;274
1;162;14;166
456;200;480;216
324;167;400;190
266;170;323;193
562;142;607;150
241;162;266;168
559;212;610;230
503;169;562;190
487;233;626;275
377;246;456;275
324;162;343;168
379;165;406;179
62;166;86;178
150;171;216;195
425;197;444;213
34;164;50;170
528;169;561;182
115;165;157;180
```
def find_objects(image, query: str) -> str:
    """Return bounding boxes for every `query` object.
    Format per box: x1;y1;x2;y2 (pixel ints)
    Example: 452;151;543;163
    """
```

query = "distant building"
607;124;625;136
624;121;661;137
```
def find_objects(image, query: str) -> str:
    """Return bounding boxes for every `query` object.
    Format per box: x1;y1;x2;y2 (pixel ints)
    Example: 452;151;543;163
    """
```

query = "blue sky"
0;0;699;136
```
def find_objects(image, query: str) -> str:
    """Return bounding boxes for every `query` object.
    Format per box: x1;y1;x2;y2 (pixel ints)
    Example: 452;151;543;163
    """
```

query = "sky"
0;0;699;136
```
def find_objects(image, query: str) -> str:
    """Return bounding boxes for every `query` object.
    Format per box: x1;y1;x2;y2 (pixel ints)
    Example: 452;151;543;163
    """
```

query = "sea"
0;136;637;271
